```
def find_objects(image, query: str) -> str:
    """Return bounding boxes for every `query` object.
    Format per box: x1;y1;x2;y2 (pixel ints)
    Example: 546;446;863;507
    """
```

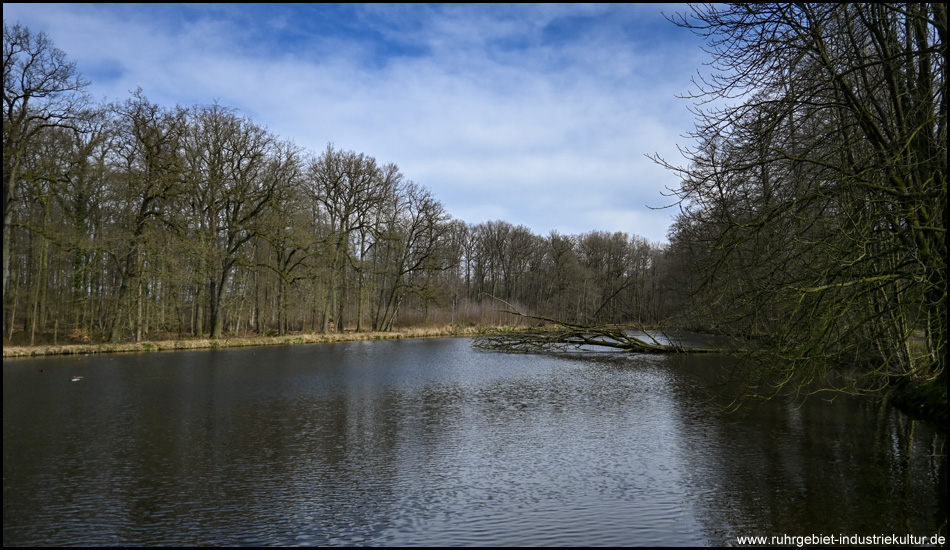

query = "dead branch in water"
472;296;719;354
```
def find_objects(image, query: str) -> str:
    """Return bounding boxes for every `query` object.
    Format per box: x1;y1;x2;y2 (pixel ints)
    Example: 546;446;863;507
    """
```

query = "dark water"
3;338;946;546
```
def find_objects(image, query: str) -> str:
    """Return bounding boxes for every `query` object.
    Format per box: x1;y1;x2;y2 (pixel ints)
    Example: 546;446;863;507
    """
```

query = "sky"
3;3;708;244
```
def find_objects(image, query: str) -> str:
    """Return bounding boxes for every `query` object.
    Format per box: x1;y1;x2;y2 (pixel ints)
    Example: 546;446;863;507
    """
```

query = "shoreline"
5;325;944;431
2;325;502;358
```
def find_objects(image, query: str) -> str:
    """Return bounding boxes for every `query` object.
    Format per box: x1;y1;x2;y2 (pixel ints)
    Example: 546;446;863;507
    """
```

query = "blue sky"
3;3;706;244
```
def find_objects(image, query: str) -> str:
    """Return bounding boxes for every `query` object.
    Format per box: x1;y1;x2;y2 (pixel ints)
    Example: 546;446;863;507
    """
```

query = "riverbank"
6;325;945;432
889;377;948;432
1;325;502;358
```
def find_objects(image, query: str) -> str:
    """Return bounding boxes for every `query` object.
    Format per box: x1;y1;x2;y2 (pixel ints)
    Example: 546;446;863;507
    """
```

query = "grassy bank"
2;325;501;358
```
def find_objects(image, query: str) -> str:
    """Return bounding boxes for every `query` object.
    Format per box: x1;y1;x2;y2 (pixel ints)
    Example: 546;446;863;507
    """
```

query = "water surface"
3;338;946;546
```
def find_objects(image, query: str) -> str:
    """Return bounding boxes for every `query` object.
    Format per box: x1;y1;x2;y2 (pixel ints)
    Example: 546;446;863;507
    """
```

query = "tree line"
658;3;945;392
6;5;945;400
3;21;673;346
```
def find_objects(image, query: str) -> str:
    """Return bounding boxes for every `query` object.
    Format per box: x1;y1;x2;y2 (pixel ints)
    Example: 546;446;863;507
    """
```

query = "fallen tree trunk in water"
472;300;719;354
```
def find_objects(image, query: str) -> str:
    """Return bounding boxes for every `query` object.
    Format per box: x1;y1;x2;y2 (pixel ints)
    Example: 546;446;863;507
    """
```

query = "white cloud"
3;2;705;243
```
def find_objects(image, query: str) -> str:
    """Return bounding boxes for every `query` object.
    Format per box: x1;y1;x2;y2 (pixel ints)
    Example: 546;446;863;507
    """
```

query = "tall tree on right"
659;4;946;394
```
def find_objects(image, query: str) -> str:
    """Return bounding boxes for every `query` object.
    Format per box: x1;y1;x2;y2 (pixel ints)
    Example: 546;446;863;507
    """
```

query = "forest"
659;4;945;402
4;4;946;406
3;22;672;346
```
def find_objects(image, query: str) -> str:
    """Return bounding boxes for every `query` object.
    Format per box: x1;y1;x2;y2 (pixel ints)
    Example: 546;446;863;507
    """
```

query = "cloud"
3;2;704;243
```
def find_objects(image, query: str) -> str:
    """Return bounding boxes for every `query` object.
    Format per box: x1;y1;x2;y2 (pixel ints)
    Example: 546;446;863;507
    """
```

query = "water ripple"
4;338;945;546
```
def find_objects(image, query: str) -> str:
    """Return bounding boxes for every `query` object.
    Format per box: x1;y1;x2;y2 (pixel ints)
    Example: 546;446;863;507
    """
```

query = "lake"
3;337;946;546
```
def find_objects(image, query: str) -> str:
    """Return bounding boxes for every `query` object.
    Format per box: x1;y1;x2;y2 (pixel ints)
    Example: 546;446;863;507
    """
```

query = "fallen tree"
472;298;719;355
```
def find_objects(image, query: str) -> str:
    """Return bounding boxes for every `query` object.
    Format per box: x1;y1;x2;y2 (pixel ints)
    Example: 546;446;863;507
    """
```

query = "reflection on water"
3;338;946;546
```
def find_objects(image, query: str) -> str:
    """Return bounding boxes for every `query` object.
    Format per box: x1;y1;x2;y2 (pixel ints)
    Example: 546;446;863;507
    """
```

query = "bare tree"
543;231;584;321
373;181;452;331
107;91;186;342
306;144;389;332
182;104;289;339
252;144;307;336
3;21;89;333
658;4;946;393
